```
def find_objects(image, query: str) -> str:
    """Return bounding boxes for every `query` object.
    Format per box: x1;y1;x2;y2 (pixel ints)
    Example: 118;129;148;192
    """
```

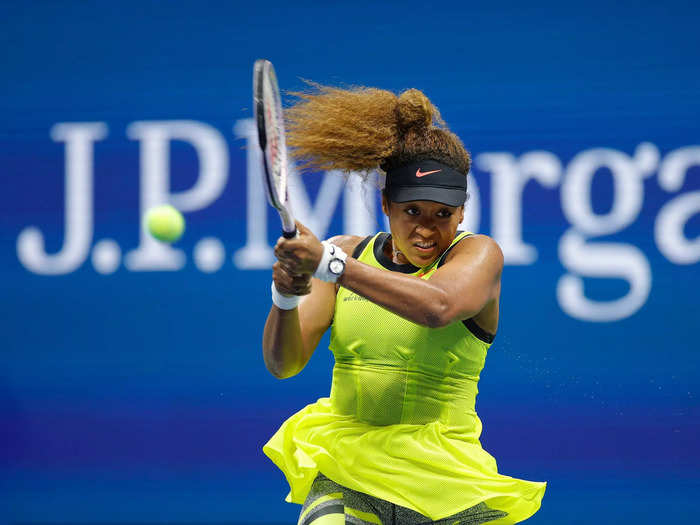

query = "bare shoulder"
446;234;504;270
326;234;367;257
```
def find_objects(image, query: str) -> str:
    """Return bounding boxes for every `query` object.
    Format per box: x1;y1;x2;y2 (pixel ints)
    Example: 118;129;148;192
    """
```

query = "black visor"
384;159;467;207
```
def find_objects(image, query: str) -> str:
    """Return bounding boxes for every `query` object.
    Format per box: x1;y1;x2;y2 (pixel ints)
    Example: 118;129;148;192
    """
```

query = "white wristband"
271;281;301;310
313;241;348;283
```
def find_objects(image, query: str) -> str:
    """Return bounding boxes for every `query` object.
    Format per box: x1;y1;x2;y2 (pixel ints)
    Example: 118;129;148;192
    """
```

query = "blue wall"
2;2;699;523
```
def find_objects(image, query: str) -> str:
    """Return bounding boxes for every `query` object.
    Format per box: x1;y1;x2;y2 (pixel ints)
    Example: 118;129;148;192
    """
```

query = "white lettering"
561;145;654;236
557;230;652;322
19;121;697;326
558;144;656;321
124;120;229;271
655;146;700;264
477;151;561;264
17;122;107;275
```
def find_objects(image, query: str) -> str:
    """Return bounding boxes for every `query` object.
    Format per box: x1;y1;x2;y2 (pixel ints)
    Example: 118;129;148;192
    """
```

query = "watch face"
329;258;345;275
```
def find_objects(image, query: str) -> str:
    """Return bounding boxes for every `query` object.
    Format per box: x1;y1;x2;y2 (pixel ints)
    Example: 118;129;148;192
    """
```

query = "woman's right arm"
262;271;336;379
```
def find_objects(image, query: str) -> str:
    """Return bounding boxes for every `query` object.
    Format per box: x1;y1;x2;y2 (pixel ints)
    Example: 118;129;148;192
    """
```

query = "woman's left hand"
274;221;324;276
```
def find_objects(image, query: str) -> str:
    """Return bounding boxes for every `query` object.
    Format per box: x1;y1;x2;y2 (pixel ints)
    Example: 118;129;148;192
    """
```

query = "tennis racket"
253;59;296;238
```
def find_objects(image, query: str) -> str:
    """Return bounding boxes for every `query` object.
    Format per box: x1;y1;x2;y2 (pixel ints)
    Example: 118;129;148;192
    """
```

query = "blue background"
2;1;699;523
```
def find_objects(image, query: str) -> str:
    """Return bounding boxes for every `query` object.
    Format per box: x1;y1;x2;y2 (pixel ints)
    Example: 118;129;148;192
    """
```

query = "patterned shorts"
297;473;507;525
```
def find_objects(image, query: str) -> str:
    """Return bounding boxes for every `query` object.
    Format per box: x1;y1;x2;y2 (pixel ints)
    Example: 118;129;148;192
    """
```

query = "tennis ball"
145;205;185;243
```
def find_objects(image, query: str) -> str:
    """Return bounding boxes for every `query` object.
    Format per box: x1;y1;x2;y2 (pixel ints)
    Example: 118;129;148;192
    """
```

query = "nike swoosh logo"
416;168;441;177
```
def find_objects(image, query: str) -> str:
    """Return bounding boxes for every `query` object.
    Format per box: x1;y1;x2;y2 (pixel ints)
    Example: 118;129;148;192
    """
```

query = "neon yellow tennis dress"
264;232;546;523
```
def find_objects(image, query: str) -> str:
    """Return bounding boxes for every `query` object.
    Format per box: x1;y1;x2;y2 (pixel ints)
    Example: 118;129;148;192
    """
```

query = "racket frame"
253;59;296;238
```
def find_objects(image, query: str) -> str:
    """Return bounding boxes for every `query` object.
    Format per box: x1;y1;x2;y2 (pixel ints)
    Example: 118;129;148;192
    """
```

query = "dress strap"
352;235;373;259
436;231;474;269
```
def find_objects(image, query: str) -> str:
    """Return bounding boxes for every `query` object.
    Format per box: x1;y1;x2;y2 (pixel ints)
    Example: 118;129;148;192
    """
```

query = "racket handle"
280;207;297;238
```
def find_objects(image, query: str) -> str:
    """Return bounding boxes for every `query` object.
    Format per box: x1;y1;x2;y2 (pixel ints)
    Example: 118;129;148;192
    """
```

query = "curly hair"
285;84;471;179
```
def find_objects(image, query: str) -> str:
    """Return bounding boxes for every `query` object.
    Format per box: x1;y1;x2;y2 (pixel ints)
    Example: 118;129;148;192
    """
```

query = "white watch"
314;242;348;283
328;245;346;276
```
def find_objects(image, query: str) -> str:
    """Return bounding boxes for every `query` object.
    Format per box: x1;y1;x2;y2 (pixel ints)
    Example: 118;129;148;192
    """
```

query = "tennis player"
262;86;546;524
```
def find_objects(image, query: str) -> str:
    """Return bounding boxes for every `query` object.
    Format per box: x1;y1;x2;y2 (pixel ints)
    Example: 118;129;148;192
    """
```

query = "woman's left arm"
340;235;503;327
276;223;503;328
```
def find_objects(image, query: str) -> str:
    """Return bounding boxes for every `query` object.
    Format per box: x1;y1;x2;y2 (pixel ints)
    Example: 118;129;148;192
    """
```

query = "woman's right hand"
273;261;312;296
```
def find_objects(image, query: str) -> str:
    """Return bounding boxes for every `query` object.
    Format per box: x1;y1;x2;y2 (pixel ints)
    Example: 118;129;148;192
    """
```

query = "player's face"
382;195;465;268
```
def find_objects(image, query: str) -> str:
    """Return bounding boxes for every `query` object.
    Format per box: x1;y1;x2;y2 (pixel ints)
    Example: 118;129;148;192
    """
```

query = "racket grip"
280;208;297;238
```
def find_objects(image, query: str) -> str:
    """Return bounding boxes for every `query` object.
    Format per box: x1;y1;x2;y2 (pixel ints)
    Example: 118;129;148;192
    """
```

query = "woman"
262;86;546;524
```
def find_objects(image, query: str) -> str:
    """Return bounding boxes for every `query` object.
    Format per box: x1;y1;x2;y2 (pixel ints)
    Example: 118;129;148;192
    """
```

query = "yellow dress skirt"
264;395;546;523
